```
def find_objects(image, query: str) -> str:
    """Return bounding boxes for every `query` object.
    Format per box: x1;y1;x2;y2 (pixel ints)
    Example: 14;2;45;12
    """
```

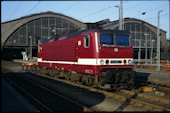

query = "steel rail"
16;75;95;112
32;72;170;111
135;79;170;92
2;75;53;112
147;84;170;93
135;79;170;88
115;88;170;105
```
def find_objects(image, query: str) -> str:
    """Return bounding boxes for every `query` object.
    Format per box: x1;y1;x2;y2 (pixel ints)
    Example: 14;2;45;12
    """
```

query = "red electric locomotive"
37;29;135;89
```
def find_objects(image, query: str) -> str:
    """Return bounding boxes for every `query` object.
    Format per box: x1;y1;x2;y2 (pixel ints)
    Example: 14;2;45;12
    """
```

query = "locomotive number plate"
85;69;93;74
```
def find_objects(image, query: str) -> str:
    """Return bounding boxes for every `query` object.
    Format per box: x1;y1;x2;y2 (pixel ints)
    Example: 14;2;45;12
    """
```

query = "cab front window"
99;34;114;46
116;34;130;46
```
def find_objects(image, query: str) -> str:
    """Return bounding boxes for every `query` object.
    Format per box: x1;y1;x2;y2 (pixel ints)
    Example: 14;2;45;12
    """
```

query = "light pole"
115;0;123;30
150;40;154;64
29;35;32;59
156;10;163;71
144;34;149;64
138;40;141;63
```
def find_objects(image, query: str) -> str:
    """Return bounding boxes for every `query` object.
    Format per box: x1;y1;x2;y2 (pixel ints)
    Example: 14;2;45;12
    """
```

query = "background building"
100;18;168;60
1;11;169;61
1;11;86;60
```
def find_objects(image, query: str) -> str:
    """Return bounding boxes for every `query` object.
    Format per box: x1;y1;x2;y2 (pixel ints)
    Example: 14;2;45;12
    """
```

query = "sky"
1;0;170;40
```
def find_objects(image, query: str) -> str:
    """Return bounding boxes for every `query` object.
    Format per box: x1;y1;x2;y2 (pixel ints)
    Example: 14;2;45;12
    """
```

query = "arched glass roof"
5;17;78;46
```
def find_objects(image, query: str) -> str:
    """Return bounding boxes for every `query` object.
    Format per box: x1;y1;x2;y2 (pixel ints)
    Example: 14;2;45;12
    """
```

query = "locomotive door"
75;40;81;72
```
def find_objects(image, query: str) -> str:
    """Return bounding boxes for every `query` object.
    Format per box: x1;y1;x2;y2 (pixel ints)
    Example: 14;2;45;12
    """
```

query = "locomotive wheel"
59;71;65;78
38;67;42;73
81;74;88;85
89;78;93;85
80;75;86;84
29;65;31;71
39;67;44;74
75;74;81;82
70;74;75;82
94;75;100;86
49;69;54;76
30;65;33;71
124;72;135;89
81;75;94;86
54;70;61;78
25;65;28;71
41;68;48;74
85;77;90;86
48;69;52;75
32;65;35;71
65;72;71;80
34;65;39;72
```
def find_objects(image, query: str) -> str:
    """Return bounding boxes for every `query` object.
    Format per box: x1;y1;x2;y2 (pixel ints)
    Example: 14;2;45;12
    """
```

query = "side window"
84;35;90;48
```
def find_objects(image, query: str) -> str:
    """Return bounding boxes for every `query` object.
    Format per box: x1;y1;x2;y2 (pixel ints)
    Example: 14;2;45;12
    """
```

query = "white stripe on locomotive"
38;58;133;65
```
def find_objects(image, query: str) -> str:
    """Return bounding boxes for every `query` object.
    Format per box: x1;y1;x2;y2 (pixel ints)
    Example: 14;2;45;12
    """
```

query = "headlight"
100;60;104;65
128;60;133;64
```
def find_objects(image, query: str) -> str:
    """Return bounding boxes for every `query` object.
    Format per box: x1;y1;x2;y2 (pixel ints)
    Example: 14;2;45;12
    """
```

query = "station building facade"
100;18;168;60
1;11;168;60
1;11;86;60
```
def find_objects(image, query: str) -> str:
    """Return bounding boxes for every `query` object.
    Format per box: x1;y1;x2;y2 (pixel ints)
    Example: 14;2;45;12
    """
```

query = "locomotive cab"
96;30;133;68
94;30;135;89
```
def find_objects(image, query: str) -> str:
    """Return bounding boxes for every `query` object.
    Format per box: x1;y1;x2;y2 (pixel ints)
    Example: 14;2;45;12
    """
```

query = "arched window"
5;17;79;46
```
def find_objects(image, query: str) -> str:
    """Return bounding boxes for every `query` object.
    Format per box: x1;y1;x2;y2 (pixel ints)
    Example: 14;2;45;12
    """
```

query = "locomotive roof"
66;29;130;38
39;29;130;45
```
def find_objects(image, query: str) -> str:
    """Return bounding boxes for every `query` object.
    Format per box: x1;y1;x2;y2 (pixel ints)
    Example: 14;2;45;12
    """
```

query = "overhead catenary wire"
79;1;123;20
80;1;168;24
2;1;169;37
60;1;81;13
59;1;82;21
133;3;168;23
143;13;169;21
143;3;167;15
142;14;170;29
25;1;41;16
83;1;146;22
2;1;41;36
84;1;169;31
6;1;23;21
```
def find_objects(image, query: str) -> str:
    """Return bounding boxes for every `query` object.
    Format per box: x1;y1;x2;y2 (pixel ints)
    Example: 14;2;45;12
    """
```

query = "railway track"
134;79;170;97
2;73;94;112
114;88;170;108
135;79;170;89
2;66;170;111
28;70;170;111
